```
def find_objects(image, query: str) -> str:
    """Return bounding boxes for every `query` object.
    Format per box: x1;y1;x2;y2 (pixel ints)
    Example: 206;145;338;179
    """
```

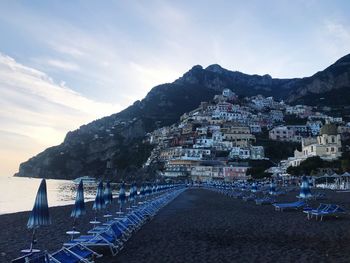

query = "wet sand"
2;188;350;262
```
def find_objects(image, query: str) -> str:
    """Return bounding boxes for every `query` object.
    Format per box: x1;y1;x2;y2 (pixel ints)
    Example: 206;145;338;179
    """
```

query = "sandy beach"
2;188;350;262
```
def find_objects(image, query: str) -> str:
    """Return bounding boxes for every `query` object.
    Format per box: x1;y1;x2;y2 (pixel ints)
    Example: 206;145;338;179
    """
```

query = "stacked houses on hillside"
145;89;348;181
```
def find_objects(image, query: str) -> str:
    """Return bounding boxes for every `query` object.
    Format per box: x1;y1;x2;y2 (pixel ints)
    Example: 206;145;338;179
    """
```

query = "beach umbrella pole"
72;218;76;231
29;228;36;252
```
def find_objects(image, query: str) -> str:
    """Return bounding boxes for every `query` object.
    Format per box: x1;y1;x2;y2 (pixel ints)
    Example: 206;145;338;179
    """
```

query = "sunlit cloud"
46;59;80;72
0;53;121;176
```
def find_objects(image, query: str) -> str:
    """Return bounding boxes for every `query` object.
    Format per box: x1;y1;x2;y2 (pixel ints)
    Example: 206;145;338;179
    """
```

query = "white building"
288;124;342;167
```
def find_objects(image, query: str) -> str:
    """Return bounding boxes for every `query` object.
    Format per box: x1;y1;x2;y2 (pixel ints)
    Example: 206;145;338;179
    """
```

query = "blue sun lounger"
273;201;305;211
12;252;49;263
311;204;347;221
255;197;275;205
303;203;329;219
65;231;123;256
49;244;101;263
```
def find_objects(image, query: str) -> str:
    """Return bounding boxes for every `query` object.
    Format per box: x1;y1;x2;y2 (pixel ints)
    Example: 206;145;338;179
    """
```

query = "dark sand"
2;188;350;262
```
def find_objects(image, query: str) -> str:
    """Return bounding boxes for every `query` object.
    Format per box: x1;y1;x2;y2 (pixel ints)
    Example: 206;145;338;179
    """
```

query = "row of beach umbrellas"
26;179;175;253
202;176;312;199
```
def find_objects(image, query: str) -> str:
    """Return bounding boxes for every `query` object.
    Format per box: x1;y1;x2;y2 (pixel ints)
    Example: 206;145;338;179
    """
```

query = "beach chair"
65;230;123;256
12;252;49;263
243;194;255;202
273;201;305;211
255;197;275;205
303;203;329;219
88;220;130;241
311;205;347;221
49;247;89;263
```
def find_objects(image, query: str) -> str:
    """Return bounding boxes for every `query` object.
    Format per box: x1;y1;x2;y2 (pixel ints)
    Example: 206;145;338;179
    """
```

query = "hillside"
15;54;350;180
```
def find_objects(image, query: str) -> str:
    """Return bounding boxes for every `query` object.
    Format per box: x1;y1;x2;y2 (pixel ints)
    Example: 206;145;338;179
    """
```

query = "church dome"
320;124;338;135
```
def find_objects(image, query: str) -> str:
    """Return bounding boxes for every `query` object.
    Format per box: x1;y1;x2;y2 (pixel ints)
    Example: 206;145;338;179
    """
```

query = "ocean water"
0;176;98;215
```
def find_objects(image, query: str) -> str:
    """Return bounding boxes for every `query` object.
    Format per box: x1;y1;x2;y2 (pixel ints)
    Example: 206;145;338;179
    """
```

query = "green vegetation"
255;129;300;162
247;160;273;179
287;153;350;176
283;115;307;125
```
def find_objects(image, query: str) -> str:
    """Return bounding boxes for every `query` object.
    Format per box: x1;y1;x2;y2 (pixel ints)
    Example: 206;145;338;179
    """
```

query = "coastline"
2;189;350;262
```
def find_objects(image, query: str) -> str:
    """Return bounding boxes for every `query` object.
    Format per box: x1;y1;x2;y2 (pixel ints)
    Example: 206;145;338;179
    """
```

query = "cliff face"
285;54;350;104
15;54;350;180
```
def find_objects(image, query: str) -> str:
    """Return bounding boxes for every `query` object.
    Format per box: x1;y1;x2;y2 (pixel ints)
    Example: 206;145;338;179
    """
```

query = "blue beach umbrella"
269;181;276;195
118;183;126;211
103;181;113;216
27;179;51;229
299;176;312;198
251;182;258;193
71;180;86;219
104;181;113;205
144;185;150;196
139;185;145;198
93;181;106;211
27;179;51;252
128;183;135;202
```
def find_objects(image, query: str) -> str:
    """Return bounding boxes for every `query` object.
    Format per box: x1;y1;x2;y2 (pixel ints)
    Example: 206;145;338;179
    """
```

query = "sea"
0;176;98;215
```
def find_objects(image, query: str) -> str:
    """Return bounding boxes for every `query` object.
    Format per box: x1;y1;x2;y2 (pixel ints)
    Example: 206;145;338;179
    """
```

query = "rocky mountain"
15;53;350;180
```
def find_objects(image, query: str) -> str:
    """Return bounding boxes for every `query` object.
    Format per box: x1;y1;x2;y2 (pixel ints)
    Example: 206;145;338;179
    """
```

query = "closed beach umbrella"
27;179;51;229
139;185;145;198
129;183;135;202
104;181;113;205
144;185;150;196
299;176;312;198
93;181;106;211
251;182;258;193
71;180;86;218
269;181;276;195
27;179;51;252
118;183;126;211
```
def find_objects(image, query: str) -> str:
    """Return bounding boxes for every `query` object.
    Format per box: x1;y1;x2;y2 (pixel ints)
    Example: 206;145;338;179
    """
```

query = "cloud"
47;59;80;71
0;53;121;176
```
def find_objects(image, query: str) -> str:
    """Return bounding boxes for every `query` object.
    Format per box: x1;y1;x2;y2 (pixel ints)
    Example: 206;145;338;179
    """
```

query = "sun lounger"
65;231;123;256
49;248;87;263
255;197;275;205
12;252;49;263
49;243;102;263
273;201;305;211
303;203;329;219
243;195;255;202
311;204;347;221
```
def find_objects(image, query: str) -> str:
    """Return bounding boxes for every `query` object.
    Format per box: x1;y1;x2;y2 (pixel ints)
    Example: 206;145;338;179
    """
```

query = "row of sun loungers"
12;187;185;263
204;184;347;222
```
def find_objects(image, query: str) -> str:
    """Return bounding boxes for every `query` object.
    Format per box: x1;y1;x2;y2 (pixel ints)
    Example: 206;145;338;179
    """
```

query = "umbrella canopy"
342;172;350;177
299;176;312;198
71;180;86;218
251;182;258;193
128;183;135;202
269;181;276;195
27;179;51;229
104;181;113;205
118;183;126;204
93;181;106;211
139;185;145;198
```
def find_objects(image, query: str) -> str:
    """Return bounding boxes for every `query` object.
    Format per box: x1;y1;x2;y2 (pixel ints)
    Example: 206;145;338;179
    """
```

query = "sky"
0;0;350;177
